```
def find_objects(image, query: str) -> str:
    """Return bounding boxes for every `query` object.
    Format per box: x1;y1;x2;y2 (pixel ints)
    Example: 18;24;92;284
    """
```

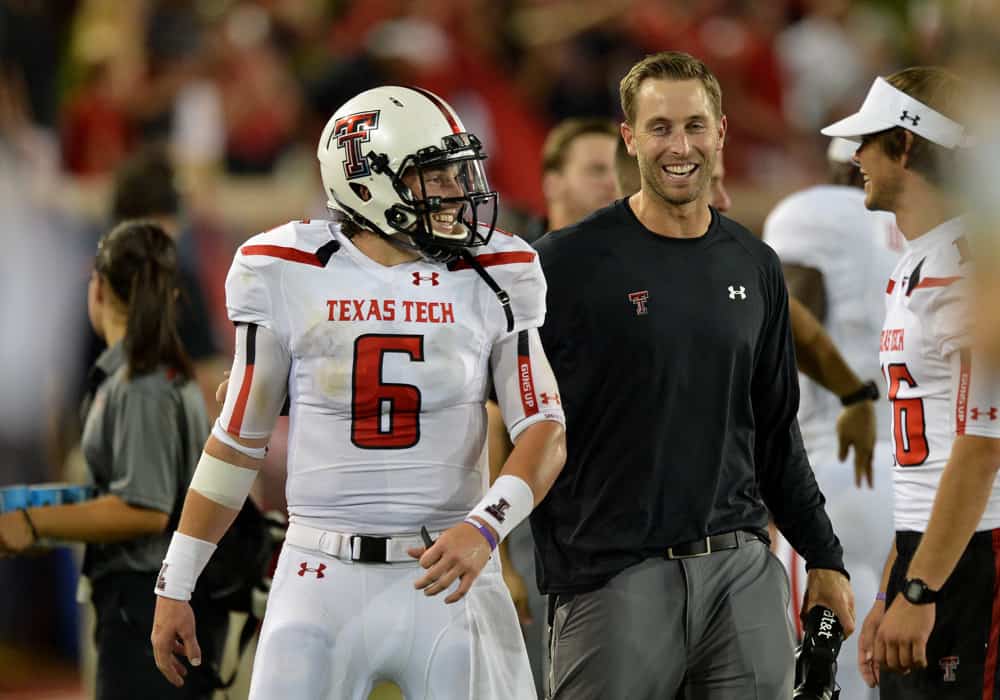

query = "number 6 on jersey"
352;334;424;449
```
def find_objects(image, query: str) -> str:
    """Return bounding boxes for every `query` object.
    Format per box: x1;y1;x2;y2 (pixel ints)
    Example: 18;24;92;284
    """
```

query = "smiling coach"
531;51;854;699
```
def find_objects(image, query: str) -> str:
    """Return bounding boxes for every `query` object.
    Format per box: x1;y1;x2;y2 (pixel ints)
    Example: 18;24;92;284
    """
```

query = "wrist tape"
189;452;258;510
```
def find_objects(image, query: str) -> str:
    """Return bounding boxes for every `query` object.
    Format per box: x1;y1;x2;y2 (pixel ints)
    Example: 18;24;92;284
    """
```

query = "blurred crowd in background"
2;0;1000;696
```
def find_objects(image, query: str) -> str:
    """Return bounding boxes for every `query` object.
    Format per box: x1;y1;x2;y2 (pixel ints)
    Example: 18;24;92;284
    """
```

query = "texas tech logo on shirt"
939;656;959;682
332;110;380;179
628;290;649;315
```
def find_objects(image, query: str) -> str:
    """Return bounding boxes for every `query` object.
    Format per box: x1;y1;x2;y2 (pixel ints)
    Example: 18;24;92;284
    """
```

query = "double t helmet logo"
332;110;381;179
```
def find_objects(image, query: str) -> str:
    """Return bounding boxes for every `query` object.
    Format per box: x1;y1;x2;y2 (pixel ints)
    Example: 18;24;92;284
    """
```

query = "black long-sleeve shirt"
531;199;845;594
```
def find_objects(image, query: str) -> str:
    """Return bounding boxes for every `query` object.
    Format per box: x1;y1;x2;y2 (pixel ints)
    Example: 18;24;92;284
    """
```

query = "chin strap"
459;249;514;333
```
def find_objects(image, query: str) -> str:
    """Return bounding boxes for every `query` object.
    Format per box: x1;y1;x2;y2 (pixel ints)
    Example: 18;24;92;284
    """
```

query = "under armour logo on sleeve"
900;110;921;126
728;285;747;300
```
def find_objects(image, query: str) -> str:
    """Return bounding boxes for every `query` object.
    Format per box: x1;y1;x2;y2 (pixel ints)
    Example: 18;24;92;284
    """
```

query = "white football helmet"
317;86;498;259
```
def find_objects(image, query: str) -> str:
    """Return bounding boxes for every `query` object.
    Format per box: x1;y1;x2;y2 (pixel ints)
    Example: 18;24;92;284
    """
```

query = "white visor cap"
821;77;969;149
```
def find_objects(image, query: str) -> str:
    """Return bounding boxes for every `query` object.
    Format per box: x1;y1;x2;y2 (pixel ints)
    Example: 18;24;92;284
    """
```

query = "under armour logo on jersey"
971;407;998;421
940;656;959;682
413;272;440;286
298;562;327;578
899;110;921;126
728;285;747;300
628;290;649;315
485;498;511;523
540;392;561;406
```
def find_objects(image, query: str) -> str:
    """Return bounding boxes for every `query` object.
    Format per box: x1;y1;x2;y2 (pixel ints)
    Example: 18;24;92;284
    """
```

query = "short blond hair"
620;51;723;125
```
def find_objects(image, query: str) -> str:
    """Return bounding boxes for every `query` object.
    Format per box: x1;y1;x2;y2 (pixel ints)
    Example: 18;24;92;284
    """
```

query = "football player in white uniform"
150;86;566;700
764;137;901;700
823;68;1000;699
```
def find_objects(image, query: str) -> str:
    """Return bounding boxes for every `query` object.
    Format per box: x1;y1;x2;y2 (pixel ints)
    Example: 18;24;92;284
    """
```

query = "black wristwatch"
901;577;939;605
840;379;880;406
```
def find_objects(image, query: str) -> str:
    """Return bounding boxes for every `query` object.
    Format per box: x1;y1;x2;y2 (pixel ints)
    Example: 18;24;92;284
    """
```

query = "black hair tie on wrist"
19;509;39;545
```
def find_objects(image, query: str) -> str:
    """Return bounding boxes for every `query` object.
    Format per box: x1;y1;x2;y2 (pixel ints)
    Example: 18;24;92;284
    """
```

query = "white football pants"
247;536;535;699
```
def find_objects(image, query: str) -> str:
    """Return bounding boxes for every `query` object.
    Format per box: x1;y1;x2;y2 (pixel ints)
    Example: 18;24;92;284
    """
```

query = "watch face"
904;579;929;603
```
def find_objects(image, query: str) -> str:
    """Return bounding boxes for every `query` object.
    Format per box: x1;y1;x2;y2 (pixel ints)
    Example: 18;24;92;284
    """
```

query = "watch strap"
841;379;880;406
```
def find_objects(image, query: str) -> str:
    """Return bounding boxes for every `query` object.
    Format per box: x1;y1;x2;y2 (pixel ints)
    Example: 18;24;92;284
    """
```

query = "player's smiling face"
626;78;725;208
402;163;466;236
854;133;903;214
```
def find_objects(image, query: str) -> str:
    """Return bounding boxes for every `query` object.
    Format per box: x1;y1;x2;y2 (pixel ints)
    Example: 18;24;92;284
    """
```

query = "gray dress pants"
547;538;795;700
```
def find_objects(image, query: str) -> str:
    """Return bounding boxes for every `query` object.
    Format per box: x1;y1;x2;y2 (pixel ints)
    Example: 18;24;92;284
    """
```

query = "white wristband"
467;475;534;544
154;532;217;601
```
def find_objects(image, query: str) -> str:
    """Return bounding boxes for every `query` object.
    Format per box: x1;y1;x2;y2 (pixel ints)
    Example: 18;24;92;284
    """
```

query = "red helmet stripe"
408;86;462;134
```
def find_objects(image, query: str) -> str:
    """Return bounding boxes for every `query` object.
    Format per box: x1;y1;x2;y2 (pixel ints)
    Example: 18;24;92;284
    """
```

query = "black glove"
793;605;843;700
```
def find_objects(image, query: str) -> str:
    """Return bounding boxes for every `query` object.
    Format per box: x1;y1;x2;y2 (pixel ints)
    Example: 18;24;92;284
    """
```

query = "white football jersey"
880;217;1000;531
220;219;564;534
764;185;902;459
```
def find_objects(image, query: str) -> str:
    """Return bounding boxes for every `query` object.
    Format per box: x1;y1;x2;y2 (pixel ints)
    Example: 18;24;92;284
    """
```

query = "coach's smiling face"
624;78;726;209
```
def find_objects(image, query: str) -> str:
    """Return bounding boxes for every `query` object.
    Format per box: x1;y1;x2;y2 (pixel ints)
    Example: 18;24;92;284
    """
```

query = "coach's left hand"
804;568;856;637
873;597;933;673
410;520;494;604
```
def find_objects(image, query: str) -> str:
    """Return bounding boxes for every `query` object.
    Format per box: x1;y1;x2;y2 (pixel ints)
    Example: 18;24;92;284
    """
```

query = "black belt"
666;530;761;560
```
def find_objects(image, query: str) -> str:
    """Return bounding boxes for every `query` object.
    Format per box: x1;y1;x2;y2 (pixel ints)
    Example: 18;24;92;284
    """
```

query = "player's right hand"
151;596;202;687
409;520;493;604
858;600;886;687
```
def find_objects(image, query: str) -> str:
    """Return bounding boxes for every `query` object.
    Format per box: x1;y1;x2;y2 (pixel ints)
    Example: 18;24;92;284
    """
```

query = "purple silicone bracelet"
465;519;498;551
876;592;887;601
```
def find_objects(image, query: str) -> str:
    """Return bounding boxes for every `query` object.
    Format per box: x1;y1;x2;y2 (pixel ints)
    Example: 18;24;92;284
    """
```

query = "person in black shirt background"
533;51;854;699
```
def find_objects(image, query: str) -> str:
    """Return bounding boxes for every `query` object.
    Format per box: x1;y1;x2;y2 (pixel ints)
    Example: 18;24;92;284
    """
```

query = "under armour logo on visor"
899;110;921;126
298;562;327;578
628;290;649;315
413;272;440;286
728;285;747;300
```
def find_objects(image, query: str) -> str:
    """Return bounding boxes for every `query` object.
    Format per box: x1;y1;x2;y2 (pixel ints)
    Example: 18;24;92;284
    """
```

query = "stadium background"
1;0;998;698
